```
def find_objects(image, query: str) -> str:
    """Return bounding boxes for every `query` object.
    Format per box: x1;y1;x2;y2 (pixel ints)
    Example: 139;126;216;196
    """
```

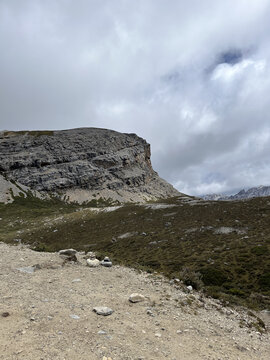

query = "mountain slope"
1;195;269;310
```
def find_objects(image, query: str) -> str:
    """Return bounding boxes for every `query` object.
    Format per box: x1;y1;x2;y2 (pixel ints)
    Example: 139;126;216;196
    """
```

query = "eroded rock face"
0;128;179;203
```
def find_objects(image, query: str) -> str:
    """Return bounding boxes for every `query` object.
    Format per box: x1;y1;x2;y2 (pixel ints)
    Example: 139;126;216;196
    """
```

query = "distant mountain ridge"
202;185;270;201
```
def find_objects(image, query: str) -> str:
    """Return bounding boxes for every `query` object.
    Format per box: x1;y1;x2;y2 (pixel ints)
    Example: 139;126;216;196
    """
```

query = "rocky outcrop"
0;128;179;203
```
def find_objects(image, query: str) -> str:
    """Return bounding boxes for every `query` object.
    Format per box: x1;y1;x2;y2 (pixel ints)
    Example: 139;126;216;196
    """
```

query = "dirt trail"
0;243;269;360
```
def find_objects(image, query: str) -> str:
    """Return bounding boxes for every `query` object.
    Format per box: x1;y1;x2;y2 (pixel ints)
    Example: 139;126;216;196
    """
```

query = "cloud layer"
1;0;270;195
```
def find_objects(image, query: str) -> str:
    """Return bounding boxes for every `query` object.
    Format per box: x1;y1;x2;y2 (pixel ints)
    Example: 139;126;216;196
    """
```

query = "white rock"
129;293;145;303
85;251;96;259
187;285;193;292
70;314;80;320
93;307;113;316
16;266;35;274
86;258;100;267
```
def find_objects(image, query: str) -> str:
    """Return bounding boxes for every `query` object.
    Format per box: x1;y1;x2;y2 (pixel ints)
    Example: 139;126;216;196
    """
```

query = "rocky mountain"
202;185;270;201
0;128;180;204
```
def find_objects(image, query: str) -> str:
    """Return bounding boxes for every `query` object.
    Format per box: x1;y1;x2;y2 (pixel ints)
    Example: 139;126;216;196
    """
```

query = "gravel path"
0;243;269;360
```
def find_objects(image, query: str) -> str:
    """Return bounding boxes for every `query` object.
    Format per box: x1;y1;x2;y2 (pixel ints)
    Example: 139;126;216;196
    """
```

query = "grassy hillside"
0;195;269;310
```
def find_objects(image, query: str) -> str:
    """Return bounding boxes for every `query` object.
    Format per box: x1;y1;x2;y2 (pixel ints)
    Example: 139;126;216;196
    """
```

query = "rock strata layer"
0;128;179;203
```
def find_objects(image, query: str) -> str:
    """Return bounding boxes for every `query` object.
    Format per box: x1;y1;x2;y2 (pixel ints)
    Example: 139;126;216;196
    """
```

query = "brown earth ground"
0;243;269;360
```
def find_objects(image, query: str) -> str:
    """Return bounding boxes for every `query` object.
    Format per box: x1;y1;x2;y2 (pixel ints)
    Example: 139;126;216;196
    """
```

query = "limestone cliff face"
0;128;179;203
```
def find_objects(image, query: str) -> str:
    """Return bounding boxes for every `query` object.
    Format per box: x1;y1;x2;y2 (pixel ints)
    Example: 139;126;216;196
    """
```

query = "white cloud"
1;0;270;194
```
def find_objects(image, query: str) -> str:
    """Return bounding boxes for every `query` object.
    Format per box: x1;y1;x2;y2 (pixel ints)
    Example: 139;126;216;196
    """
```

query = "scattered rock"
101;257;112;267
59;249;77;256
84;251;96;259
146;309;154;317
16;266;36;274
98;330;107;335
86;258;100;267
72;278;82;283
69;314;80;320
187;285;193;292
129;293;145;303
93;307;114;316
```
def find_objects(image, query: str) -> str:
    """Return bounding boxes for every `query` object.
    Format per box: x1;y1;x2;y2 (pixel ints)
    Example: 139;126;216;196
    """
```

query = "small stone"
129;293;145;303
72;278;81;283
93;307;113;316
176;330;182;334
187;285;193;292
98;330;107;335
101;256;112;267
70;314;80;320
155;333;162;337
146;309;154;317
59;249;77;256
2;312;10;317
86;258;100;267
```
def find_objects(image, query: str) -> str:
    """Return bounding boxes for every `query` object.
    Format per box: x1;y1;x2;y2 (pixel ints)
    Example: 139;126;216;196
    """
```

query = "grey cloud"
1;0;270;195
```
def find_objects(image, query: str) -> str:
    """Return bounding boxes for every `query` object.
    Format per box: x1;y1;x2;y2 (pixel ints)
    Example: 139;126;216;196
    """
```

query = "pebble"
72;278;82;283
98;330;107;335
129;293;145;303
70;314;80;320
93;307;114;316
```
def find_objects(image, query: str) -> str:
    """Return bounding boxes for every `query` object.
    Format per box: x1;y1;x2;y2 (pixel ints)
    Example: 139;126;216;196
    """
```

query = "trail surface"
0;243;269;360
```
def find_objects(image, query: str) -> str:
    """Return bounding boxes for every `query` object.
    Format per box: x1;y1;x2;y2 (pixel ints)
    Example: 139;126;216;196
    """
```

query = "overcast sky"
1;0;270;195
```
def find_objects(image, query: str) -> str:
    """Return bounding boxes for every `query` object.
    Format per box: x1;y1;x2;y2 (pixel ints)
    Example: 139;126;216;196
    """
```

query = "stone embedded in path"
100;256;112;267
16;266;36;274
59;249;77;256
93;307;114;316
70;314;80;320
86;258;100;267
129;293;146;303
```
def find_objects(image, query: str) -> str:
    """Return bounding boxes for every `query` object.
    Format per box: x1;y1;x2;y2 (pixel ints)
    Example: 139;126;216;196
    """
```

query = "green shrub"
179;267;203;290
201;267;228;286
258;272;270;291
